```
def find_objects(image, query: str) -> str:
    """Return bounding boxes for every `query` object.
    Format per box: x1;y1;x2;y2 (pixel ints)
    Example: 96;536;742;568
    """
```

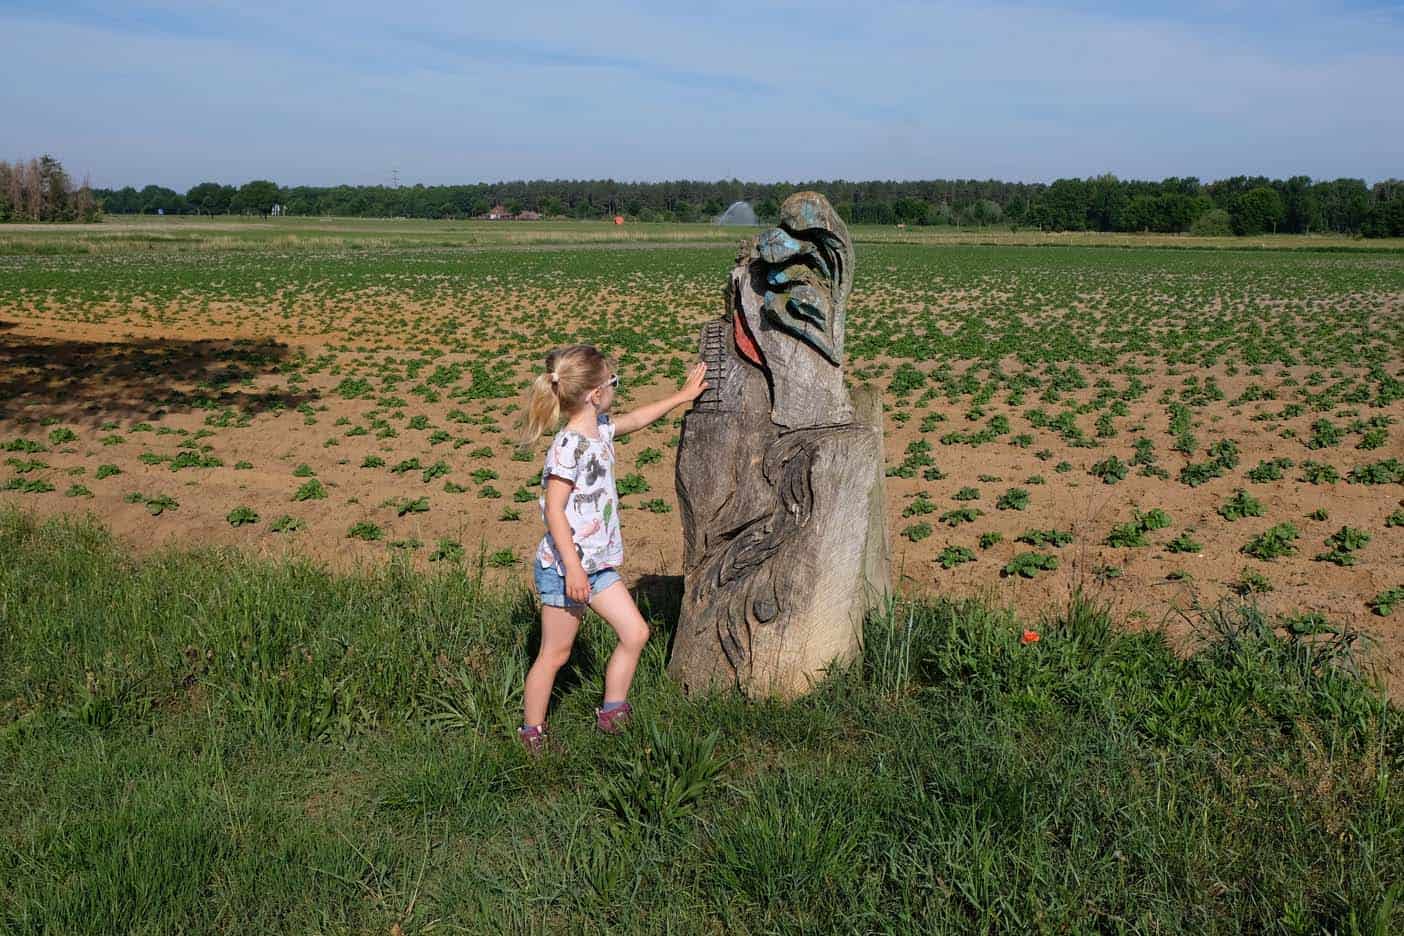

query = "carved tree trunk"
668;192;890;700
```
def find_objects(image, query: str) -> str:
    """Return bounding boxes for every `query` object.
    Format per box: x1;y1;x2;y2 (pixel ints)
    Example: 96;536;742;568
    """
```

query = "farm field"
2;218;1402;688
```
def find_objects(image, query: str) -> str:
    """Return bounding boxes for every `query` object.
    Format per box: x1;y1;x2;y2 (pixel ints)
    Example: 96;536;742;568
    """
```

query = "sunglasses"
600;373;619;389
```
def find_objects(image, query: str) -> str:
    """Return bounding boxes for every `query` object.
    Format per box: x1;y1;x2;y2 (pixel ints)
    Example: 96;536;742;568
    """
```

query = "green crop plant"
1369;586;1404;616
347;521;383;541
902;522;933;543
996;488;1030;511
901;493;936;517
1233;569;1274;595
144;495;179;517
1107;508;1171;548
1166;532;1203;554
1306;419;1342;449
1016;529;1073;548
1002;552;1058;578
1217;489;1265;521
1346;458;1402;485
292;479;327;501
487;548;517;567
1090;456;1128;484
1315;526;1370;566
1241;523;1300;561
227;507;259;527
1299;461;1339;484
429;539;465;562
1245;458;1293;483
937;545;976;569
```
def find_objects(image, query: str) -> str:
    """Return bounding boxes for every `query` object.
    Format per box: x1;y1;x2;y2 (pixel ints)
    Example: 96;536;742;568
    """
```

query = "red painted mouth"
733;310;764;369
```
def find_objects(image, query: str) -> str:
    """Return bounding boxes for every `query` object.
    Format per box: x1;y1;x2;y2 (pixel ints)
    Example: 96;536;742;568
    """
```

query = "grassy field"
1;217;1403;931
1;507;1400;933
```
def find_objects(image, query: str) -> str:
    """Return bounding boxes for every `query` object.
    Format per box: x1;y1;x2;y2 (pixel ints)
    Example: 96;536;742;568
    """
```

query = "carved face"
751;193;853;367
725;191;856;429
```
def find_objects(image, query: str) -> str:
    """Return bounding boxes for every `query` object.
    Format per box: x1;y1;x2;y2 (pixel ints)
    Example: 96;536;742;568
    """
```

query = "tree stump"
669;192;890;700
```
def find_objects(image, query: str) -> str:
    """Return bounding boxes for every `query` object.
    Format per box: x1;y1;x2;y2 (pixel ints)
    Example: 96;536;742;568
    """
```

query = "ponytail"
516;370;562;450
515;345;612;451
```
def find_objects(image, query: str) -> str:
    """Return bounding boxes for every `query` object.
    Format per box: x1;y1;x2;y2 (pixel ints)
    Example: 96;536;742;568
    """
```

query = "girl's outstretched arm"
611;363;707;436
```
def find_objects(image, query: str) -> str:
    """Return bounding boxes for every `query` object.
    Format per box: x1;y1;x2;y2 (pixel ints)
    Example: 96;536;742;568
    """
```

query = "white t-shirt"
536;413;623;575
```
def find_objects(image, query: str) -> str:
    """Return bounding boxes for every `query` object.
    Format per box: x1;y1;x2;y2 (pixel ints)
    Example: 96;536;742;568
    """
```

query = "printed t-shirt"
536;413;623;574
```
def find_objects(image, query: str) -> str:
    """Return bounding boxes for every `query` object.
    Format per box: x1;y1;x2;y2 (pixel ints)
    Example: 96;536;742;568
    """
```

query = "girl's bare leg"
523;604;583;726
589;581;650;702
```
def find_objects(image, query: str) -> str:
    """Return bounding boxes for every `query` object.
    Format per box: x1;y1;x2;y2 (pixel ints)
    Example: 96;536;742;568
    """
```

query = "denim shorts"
533;563;622;608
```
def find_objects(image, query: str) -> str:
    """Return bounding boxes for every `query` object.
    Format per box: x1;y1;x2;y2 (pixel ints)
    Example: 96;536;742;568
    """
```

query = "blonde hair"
515;344;613;449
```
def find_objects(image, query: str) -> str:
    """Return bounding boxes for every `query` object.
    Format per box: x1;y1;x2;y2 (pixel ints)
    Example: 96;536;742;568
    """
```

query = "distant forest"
12;155;1404;237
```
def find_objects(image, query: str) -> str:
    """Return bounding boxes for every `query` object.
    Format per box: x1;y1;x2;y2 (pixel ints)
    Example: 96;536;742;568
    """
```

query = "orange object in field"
613;215;624;225
1021;629;1040;645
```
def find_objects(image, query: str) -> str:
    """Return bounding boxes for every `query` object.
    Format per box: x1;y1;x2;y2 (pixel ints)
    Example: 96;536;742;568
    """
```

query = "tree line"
16;156;1404;237
0;156;100;223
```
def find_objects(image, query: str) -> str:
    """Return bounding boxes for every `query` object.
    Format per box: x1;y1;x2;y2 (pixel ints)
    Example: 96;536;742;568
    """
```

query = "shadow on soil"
634;573;685;654
0;334;317;425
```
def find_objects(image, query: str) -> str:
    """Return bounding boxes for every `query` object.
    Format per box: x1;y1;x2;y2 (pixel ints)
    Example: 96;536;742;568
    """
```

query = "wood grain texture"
669;192;890;700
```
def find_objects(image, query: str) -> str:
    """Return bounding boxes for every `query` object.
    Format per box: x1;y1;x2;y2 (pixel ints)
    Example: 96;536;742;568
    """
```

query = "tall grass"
2;507;1400;934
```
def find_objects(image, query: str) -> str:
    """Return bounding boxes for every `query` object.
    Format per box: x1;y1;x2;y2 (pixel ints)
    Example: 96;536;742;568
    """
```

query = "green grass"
1;508;1400;933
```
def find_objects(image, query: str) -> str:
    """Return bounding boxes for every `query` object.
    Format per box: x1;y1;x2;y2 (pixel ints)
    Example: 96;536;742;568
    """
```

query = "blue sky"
2;1;1401;189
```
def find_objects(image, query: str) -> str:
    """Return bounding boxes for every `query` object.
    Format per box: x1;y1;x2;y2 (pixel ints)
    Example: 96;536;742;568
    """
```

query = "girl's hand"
565;567;590;604
680;362;709;402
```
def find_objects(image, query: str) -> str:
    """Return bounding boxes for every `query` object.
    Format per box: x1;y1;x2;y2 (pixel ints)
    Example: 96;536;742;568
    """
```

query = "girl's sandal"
594;703;632;735
518;724;548;755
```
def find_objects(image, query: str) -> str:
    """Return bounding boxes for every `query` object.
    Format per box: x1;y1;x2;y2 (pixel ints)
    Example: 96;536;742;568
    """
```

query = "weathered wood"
669;192;890;700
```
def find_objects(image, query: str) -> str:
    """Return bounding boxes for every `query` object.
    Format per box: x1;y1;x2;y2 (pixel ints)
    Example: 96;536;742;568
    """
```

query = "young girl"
515;344;707;753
